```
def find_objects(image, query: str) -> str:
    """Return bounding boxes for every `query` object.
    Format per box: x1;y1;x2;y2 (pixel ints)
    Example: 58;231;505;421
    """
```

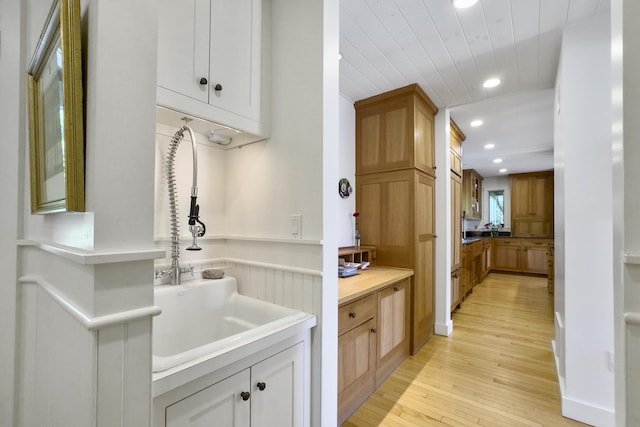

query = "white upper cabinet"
157;0;267;140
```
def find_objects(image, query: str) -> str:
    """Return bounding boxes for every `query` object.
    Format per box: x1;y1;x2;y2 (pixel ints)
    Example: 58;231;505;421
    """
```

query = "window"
489;190;504;226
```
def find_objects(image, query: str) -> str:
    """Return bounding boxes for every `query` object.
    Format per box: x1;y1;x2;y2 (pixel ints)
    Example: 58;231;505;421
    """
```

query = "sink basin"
153;276;307;373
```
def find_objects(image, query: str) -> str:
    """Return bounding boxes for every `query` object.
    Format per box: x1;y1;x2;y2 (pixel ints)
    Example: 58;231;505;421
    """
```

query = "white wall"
338;95;357;248
0;0;23;423
554;12;615;426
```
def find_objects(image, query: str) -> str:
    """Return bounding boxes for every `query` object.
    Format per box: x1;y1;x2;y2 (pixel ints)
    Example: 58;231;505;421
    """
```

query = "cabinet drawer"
339;294;376;336
493;239;520;246
522;239;549;247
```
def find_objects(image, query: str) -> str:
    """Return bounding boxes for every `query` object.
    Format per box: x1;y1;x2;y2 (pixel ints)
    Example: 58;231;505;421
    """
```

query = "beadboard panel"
97;319;153;426
18;282;97;427
226;260;323;315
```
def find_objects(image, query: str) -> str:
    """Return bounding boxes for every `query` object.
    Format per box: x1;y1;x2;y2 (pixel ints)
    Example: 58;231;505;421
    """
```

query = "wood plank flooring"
344;273;589;427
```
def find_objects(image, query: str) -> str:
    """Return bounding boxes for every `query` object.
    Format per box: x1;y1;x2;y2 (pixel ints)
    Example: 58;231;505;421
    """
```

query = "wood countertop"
338;266;414;306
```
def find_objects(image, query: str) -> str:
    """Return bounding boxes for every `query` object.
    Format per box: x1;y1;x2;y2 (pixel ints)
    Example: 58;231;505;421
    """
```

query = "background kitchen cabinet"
355;84;438;176
492;238;521;272
511;171;554;238
157;0;266;137
463;169;483;220
492;238;552;274
355;84;438;355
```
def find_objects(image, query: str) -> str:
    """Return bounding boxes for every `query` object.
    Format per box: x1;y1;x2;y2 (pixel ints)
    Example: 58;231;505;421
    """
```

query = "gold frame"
28;0;84;213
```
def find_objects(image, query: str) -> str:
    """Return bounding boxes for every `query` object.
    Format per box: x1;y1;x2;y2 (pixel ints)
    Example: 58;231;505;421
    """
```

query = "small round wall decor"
338;178;353;199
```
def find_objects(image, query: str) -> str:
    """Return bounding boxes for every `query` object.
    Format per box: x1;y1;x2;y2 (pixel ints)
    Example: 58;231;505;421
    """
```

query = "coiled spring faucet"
156;117;206;285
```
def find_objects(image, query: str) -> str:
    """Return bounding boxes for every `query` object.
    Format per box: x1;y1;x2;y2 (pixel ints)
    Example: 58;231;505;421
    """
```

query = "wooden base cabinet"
162;342;304;427
492;238;552;274
338;278;411;424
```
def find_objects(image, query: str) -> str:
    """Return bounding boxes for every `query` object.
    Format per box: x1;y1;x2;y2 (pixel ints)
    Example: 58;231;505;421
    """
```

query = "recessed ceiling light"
484;143;495;149
470;119;483;127
499;168;507;173
482;78;501;88
452;0;479;9
493;158;503;164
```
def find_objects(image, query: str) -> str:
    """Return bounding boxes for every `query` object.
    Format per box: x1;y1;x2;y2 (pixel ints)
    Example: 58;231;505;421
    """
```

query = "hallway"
344;273;589;426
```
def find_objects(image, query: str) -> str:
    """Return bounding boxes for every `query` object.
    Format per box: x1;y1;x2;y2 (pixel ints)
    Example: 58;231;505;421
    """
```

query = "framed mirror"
28;0;84;213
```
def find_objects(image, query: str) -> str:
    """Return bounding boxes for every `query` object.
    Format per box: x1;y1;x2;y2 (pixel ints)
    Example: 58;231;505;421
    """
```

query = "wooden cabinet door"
157;0;210;103
451;174;462;271
357;170;413;268
413;173;435;353
251;343;304;427
521;241;550;274
165;368;250;427
511;176;531;218
451;269;461;311
338;319;376;425
414;97;435;175
376;279;410;386
492;239;521;272
357;99;411;174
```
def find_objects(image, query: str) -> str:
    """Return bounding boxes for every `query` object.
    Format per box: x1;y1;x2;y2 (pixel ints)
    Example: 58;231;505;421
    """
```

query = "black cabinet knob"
257;382;266;391
199;77;208;85
349;312;356;319
214;83;223;91
240;391;251;401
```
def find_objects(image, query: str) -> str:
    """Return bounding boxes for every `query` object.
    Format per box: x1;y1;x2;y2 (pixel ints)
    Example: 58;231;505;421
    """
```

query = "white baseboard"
434;320;453;336
553;340;615;427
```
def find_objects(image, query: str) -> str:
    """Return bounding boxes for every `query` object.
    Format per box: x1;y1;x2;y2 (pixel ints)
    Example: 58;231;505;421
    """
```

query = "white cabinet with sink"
164;343;304;427
157;0;268;138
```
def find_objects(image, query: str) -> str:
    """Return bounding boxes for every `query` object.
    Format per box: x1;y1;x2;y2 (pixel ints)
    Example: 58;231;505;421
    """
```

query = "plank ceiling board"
482;0;519;96
396;0;459;106
339;0;608;175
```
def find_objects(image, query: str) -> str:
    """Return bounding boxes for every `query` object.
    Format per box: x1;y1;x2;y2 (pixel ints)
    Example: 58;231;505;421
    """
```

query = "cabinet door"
511;176;531;218
338;319;376;424
413;173;435;353
357;170;413;267
376;278;410;386
522;241;549;274
251;343;304;427
451;174;462;270
157;0;210;103
165;369;250;427
210;0;262;121
357;100;411;174
451;269;461;311
492;239;521;272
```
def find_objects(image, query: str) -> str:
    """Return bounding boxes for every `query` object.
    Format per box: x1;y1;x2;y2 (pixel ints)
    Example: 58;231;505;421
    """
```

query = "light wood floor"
344;273;589;427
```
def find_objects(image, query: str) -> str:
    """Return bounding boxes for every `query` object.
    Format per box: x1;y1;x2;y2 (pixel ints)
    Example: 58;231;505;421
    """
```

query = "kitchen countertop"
338;266;414;305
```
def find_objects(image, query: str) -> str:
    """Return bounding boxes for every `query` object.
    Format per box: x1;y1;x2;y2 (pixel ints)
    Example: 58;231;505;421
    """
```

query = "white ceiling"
339;0;608;178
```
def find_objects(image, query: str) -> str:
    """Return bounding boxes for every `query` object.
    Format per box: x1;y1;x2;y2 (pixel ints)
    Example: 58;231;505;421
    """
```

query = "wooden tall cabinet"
450;120;464;311
511;171;554;238
355;84;438;354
